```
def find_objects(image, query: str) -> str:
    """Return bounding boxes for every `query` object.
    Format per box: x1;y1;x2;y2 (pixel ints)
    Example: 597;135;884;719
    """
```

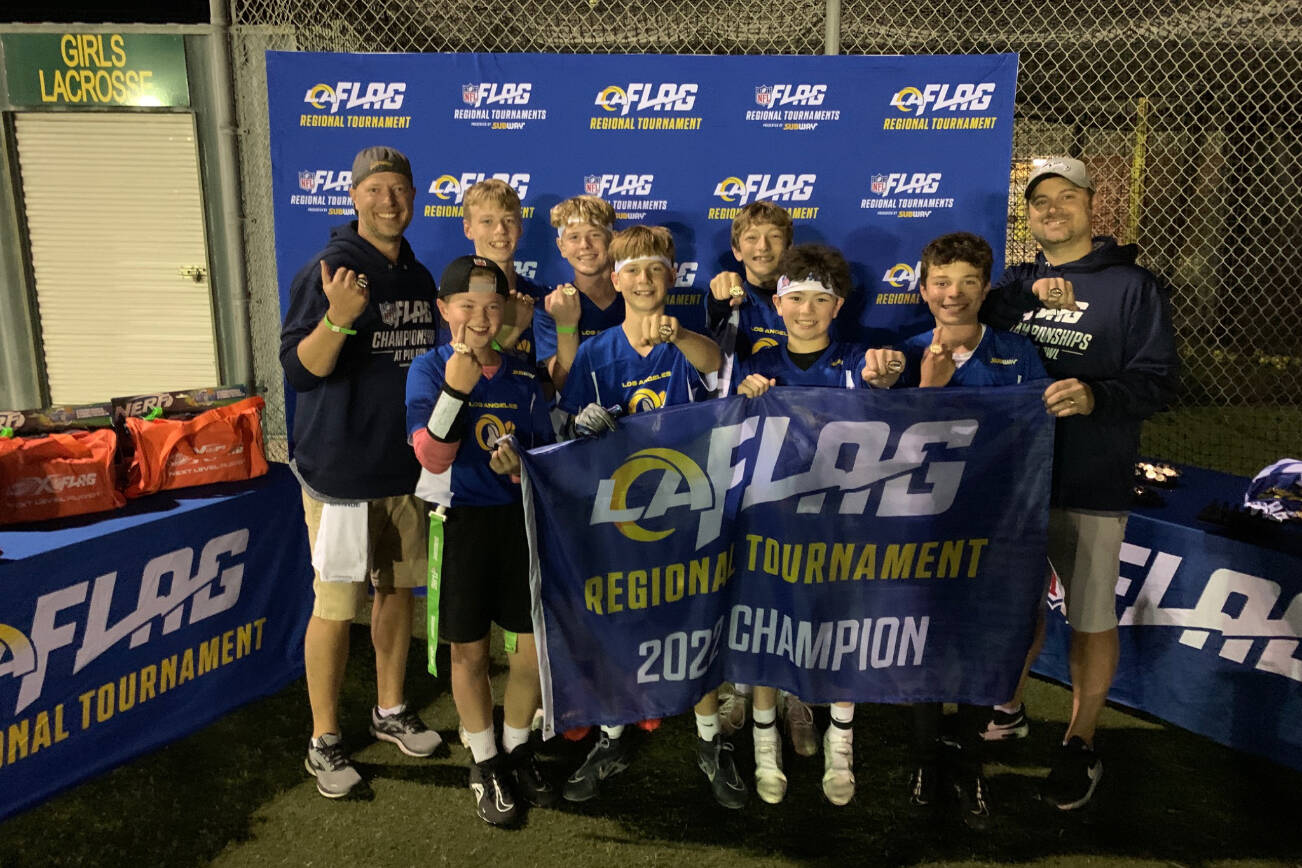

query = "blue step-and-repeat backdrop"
265;51;1019;345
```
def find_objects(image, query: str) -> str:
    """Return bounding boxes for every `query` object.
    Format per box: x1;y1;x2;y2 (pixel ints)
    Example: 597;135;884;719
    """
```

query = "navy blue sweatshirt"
279;222;439;500
981;237;1180;510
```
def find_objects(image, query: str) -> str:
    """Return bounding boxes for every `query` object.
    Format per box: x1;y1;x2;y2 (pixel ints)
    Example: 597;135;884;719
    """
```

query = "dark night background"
0;1;212;24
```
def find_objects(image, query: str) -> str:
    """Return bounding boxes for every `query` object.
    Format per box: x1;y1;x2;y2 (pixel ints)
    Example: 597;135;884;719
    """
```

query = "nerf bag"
0;404;124;524
122;393;268;498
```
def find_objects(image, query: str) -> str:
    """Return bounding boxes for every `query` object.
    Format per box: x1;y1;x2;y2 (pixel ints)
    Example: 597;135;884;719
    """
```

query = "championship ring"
929;343;944;356
356;274;369;290
886;359;904;374
451;341;470;354
729;285;745;298
562;285;577;296
658;324;674;340
1048;287;1062;298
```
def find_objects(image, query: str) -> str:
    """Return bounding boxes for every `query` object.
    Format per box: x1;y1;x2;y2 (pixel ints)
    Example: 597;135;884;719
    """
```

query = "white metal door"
13;111;219;403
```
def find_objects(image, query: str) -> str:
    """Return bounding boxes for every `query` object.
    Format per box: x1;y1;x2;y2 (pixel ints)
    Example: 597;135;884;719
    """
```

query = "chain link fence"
228;0;1301;476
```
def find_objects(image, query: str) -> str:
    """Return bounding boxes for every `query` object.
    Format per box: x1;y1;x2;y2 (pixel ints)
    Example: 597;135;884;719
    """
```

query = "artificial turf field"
2;618;1299;868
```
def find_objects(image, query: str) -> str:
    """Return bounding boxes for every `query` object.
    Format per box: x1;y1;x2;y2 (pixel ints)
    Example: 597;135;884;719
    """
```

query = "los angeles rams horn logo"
629;388;666;413
474;414;515;450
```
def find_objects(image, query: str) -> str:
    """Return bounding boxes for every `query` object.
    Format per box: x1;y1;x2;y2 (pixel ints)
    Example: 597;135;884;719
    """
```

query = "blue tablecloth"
0;463;313;820
1034;463;1302;771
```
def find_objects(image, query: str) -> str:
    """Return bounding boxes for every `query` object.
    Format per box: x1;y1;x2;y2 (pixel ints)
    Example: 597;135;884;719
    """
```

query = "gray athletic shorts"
1047;507;1128;633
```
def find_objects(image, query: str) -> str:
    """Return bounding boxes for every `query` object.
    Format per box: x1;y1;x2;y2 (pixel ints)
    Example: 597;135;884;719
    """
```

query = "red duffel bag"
123;396;268;498
0;428;124;524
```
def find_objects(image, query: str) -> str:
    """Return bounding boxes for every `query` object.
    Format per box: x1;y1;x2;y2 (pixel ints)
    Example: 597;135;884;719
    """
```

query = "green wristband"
556;325;578;335
323;312;357;336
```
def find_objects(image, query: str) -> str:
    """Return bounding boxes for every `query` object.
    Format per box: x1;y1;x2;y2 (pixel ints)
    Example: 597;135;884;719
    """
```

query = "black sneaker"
696;735;746;809
1042;736;1102;810
953;772;992;830
509;741;558;808
469;755;518;827
908;763;939;808
563;732;631;803
979;703;1029;741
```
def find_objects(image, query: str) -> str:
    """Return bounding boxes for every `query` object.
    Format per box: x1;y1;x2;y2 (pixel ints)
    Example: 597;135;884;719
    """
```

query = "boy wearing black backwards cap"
406;255;556;827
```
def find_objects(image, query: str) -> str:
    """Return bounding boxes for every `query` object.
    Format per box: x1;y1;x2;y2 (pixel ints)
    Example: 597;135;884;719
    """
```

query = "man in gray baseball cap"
979;155;1179;810
281;144;442;799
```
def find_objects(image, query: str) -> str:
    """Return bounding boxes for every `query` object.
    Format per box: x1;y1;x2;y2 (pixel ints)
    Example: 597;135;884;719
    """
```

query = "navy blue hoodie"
982;237;1180;510
279;222;438;500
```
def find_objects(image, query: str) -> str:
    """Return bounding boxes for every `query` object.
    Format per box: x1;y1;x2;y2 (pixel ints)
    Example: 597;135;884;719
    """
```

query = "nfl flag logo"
298;171;316;193
870;174;888;195
584;175;601;195
378;301;400;328
755;86;773;107
462;84;479;105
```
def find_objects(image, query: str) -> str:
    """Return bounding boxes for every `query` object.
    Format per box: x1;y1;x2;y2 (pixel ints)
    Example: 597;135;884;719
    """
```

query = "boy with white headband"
556;225;740;808
557;225;720;419
533;195;623;391
731;243;881;807
406;255;556;827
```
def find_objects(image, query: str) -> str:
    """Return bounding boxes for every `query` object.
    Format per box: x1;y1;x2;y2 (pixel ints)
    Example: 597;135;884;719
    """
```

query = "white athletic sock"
503;723;531;754
465;727;498;763
753;705;777;726
376;702;405;718
830;703;855;726
601;724;625;739
696;712;720;741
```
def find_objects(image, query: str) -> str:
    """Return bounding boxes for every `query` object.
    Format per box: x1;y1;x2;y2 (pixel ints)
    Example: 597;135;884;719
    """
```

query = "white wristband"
426;389;465;440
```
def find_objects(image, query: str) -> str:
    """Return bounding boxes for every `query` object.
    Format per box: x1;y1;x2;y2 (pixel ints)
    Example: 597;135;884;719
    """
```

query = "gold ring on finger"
929;343;944;355
451;341;470;354
729;286;745;298
659;325;674;339
562;286;577;296
1048;287;1062;297
886;359;904;373
356;274;369;290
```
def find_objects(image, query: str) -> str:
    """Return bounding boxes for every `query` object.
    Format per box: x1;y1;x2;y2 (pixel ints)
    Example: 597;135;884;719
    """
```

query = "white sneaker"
753;728;787;804
822;728;855;806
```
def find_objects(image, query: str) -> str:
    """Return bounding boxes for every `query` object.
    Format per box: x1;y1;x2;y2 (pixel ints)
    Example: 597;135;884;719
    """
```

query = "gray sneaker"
305;733;363;798
370;706;443;757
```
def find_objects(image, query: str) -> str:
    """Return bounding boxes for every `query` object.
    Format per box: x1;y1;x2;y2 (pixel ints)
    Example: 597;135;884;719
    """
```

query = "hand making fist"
709;271;746;308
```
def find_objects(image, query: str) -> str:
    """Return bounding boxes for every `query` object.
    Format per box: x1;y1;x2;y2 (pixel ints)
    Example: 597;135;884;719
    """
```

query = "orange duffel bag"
0;428;125;524
123;396;269;498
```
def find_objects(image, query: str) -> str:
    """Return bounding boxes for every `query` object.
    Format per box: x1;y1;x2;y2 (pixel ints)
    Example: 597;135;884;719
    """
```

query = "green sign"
2;33;189;108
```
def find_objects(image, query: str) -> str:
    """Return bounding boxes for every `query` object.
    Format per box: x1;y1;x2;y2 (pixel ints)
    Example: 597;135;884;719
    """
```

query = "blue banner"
0;466;313;820
265;52;1019;346
1034;464;1302;772
520;386;1053;734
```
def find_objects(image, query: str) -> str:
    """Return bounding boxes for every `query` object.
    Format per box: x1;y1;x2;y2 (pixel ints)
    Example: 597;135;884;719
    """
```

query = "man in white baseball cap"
979;155;1180;810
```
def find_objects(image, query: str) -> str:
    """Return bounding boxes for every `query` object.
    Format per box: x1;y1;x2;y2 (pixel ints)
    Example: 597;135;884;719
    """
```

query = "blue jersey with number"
406;345;554;507
733;342;870;393
557;325;708;415
533;290;625;363
896;326;1047;388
